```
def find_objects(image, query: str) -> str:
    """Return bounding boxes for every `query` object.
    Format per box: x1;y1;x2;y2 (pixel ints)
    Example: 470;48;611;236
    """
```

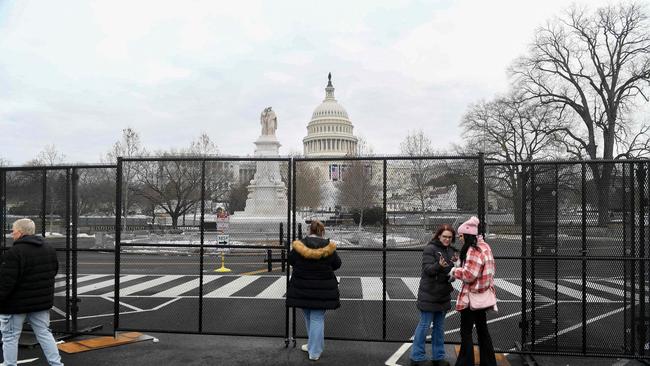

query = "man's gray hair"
13;218;36;235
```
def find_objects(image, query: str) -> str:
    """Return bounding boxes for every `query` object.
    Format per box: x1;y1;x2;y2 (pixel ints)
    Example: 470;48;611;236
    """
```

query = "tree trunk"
420;196;427;231
596;175;612;227
593;164;613;227
171;214;179;229
358;209;364;232
123;182;129;230
512;192;523;226
510;171;523;226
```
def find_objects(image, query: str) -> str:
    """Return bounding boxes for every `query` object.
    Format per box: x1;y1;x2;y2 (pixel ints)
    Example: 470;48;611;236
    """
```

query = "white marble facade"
302;73;358;157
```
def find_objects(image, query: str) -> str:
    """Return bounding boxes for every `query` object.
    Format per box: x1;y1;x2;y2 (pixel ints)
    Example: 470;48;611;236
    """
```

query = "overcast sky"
0;0;634;165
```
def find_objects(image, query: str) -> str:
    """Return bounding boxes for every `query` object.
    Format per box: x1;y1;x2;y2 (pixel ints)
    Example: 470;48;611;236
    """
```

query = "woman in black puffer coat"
410;224;459;366
286;220;341;361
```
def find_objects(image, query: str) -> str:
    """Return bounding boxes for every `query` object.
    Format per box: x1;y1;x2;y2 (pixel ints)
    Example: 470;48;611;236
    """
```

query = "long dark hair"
309;220;325;237
432;224;456;244
459;233;478;263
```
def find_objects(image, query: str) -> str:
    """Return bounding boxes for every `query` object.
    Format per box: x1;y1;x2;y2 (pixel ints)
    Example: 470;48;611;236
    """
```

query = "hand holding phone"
438;252;448;267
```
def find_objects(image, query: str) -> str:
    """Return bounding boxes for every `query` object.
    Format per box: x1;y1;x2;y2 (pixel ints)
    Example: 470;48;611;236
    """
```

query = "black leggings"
455;308;496;366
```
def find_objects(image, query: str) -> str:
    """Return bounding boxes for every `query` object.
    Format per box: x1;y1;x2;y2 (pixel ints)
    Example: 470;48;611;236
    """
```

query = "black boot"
410;360;434;366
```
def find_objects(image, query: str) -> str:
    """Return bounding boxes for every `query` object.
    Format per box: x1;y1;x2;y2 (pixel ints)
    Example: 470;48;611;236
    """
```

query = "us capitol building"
228;73;457;213
302;73;358;157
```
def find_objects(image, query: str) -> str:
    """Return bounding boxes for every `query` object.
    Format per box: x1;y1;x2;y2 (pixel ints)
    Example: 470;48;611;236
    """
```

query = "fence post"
0;169;5;251
65;169;72;333
520;166;529;348
41;170;46;237
71;168;79;334
114;158;123;333
199;160;205;333
382;159;387;341
636;162;648;355
581;163;587;355
478;153;485;235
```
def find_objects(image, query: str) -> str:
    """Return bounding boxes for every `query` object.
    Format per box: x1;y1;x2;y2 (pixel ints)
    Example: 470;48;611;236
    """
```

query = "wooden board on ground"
58;332;154;354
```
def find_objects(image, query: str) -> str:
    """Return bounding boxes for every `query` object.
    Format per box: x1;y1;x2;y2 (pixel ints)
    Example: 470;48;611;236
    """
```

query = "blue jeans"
411;310;446;362
302;308;326;359
0;310;63;366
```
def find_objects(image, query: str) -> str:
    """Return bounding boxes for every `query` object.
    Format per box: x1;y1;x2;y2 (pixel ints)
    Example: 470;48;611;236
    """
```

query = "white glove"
447;272;456;283
448;268;456;279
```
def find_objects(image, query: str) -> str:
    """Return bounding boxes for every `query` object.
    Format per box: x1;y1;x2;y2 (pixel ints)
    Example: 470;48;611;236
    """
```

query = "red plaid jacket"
450;238;496;311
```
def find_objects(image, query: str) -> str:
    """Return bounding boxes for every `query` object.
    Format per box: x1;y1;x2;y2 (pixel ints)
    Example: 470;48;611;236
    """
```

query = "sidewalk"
7;333;649;366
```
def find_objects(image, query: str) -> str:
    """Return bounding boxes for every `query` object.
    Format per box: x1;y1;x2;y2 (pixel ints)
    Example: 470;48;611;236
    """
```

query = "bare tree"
188;133;231;222
34;145;66;232
104;128;145;228
190;132;219;156
36;144;65;166
399;130;436;227
132;152;203;229
511;2;650;225
294;162;323;212
461;94;565;223
76;168;116;217
354;135;374;157
131;135;231;229
338;160;381;231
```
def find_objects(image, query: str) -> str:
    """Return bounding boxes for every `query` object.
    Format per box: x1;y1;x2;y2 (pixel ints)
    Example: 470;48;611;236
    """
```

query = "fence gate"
519;161;649;358
0;166;116;337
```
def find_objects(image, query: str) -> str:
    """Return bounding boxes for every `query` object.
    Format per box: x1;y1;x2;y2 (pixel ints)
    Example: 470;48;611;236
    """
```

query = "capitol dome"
303;73;358;157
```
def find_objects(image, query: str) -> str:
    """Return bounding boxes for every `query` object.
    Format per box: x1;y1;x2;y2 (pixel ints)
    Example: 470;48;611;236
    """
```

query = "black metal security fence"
0;165;118;337
289;156;483;346
485;160;650;359
113;156;292;339
110;155;483;342
1;156;649;359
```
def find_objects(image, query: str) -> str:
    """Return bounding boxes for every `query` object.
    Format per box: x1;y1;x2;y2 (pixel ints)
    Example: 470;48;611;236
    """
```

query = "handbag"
468;286;497;311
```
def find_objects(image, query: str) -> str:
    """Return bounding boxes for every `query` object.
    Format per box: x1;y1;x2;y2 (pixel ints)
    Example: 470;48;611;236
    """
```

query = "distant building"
303;73;358;157
300;74;364;211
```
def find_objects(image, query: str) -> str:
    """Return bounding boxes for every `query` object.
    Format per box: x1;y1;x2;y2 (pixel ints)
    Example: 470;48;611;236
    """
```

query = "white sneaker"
301;344;308;352
309;355;320;361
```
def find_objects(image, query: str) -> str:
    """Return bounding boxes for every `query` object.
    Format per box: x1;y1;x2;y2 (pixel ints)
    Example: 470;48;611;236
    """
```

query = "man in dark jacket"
0;218;63;366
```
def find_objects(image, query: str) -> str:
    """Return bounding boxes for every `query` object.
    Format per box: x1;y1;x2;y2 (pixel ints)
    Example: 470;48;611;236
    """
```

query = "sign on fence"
217;234;229;245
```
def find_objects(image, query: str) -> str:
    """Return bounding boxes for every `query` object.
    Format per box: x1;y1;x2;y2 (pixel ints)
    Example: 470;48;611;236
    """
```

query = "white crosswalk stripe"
55;274;109;289
494;278;552;303
57;275;145;295
255;276;286;299
360;277;386;300
153;275;222;297
402;277;420;297
103;275;184;297
58;274;630;303
535;279;610;302
563;279;624;297
204;276;259;298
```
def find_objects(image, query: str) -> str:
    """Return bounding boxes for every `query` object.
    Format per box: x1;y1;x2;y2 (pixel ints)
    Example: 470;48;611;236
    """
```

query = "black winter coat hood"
15;235;45;246
286;236;342;310
0;235;59;314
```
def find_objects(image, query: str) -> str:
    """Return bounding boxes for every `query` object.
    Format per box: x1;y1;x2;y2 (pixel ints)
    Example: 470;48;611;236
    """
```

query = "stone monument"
231;107;288;219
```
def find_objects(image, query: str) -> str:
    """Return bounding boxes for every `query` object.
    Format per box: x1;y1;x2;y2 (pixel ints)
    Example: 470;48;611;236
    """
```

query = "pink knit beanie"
458;216;480;236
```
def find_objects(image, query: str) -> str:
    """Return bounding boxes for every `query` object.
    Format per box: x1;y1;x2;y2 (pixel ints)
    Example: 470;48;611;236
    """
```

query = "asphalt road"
43;237;648;358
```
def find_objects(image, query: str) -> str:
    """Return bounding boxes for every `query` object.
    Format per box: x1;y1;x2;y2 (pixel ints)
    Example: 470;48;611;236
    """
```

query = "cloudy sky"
0;0;632;165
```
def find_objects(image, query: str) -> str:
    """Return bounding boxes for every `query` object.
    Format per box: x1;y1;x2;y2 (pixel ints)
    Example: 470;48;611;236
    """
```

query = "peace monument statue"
231;106;287;220
260;107;277;136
